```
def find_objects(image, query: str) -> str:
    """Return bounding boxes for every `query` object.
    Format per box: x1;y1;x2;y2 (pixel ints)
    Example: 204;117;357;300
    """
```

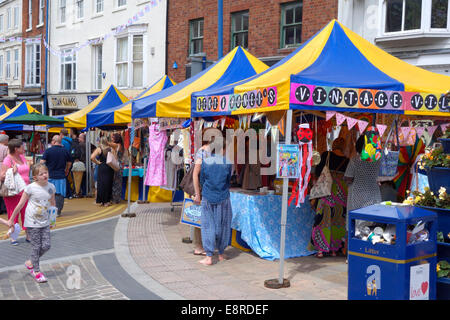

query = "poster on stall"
180;196;201;228
276;144;300;179
410;263;430;300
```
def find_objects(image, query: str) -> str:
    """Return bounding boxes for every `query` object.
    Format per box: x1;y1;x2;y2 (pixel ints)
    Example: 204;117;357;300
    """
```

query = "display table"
230;189;316;261
121;167;172;202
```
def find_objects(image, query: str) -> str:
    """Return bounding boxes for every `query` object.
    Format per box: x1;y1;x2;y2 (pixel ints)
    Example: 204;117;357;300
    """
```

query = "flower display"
403;187;450;209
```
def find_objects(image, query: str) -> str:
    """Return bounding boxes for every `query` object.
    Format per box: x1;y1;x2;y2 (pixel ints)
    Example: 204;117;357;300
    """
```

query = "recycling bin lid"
350;204;437;223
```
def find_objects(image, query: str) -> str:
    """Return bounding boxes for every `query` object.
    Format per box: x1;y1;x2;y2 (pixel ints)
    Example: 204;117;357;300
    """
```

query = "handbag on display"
379;120;400;178
106;151;120;172
360;126;382;162
309;152;333;200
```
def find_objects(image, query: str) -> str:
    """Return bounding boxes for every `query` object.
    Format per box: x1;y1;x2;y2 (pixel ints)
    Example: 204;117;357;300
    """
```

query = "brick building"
166;0;338;83
17;0;47;113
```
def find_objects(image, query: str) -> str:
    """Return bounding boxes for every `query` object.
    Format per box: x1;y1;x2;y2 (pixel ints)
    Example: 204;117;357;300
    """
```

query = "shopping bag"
379;120;400;177
48;206;58;229
106;151;120;172
309;153;332;199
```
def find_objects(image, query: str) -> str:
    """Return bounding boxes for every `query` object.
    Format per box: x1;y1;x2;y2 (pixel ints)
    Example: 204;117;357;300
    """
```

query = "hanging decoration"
289;123;313;207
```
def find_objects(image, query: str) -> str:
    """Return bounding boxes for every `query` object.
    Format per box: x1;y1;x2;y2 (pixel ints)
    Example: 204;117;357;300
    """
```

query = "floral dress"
112;149;124;204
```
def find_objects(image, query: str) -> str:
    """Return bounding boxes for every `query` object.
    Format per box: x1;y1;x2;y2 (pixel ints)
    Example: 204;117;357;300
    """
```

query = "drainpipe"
43;0;49;115
165;0;169;75
218;0;223;59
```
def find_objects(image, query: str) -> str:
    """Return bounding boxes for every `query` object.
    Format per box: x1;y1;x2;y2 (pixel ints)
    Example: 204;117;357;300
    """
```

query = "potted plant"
419;146;450;194
439;127;450;154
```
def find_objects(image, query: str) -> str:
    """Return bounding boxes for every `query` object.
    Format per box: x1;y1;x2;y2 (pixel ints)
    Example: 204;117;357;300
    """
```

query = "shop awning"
62;84;129;128
132;46;269;119
86;75;175;128
192;20;450;118
0;101;45;131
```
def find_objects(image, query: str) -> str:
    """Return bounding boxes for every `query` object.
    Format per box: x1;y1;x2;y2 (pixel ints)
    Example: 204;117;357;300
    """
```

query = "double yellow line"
1;204;127;238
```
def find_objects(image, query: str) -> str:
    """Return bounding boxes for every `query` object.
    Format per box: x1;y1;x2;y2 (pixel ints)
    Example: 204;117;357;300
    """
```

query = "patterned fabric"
200;197;233;257
144;124;168;186
28;226;51;273
311;172;348;253
345;156;381;214
230;191;316;261
112;149;124;204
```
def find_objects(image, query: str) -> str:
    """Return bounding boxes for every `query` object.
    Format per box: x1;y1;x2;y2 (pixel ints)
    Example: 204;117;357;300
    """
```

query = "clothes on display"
144;124;168;187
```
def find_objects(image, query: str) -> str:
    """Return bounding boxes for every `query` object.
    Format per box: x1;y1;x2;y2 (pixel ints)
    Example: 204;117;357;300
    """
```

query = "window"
431;0;448;28
117;0;127;8
13;7;19;29
115;34;144;88
59;0;66;24
93;44;102;90
0;15;4;32
13;49;18;79
385;0;421;32
5;51;10;79
6;8;11;30
60;49;76;91
0;55;3;79
189;19;204;55
25;43;41;86
95;0;104;14
231;11;249;49
132;35;143;87
281;2;302;48
116;37;128;87
76;0;84;20
28;0;32;30
38;0;44;25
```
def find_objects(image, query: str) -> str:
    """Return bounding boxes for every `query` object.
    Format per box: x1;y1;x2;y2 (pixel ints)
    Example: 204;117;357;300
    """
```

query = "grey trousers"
28;226;51;273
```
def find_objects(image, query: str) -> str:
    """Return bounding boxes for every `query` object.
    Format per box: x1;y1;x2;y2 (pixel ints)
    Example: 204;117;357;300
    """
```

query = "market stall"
190;19;450;285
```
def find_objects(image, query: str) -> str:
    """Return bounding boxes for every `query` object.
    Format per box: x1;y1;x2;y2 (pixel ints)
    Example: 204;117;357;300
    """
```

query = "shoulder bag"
379;119;400;178
309;152;333;200
106;151;120;172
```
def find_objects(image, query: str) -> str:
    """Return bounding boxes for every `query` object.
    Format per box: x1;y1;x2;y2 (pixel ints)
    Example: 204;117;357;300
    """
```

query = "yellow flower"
424;187;430;192
437;264;441;272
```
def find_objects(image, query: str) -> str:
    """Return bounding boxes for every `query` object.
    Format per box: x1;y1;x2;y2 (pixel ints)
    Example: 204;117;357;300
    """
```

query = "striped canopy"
132;46;269;119
0;101;43;131
61;84;129;128
86;75;175;128
0;104;9;116
191;20;450;118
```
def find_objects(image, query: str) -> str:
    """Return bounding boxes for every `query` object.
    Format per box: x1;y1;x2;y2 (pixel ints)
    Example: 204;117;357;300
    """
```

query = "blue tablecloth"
230;191;316;261
122;167;145;178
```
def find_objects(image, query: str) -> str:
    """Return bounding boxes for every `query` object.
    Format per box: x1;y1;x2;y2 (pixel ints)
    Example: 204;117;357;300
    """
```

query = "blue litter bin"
348;204;437;300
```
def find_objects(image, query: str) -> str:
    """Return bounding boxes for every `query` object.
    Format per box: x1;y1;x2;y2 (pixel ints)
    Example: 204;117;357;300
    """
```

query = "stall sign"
276;144;299;179
410;263;430;300
194;86;278;114
159;117;186;130
289;83;449;113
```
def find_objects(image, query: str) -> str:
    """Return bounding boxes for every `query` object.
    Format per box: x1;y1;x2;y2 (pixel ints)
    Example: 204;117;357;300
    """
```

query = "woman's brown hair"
8;139;22;154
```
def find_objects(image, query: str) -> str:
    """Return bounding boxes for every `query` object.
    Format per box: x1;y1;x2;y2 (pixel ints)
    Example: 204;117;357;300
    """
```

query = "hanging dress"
144;124;168;186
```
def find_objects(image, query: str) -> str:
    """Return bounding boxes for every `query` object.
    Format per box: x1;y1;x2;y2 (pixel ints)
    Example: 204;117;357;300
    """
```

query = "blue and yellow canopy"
61;84;129;128
0;101;42;131
192;20;450;118
87;75;175;128
0;104;9;116
132;46;269;119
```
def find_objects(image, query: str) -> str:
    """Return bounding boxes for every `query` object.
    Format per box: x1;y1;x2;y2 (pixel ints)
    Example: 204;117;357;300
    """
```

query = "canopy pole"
264;109;292;289
126;147;135;217
86;130;90;197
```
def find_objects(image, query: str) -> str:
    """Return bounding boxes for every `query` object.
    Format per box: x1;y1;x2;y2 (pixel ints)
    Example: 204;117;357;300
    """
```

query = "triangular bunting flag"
326;111;336;122
238;116;243;129
220;117;226;130
427;125;438;137
441;123;449;133
415;127;425;138
335;113;346;126
346;116;358;130
400;126;411;139
252;113;264;122
271;126;278;144
265;121;271;137
213;120;219;128
376;124;388;137
357;120;368;134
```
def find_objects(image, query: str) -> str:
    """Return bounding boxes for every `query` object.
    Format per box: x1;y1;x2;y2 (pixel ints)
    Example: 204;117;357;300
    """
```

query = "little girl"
8;163;56;283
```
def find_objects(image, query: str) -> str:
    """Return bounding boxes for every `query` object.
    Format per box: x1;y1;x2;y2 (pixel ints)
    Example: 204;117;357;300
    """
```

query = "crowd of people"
0;128;126;283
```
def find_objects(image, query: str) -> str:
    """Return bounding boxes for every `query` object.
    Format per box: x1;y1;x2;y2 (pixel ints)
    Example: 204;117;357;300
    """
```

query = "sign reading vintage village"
289;83;449;113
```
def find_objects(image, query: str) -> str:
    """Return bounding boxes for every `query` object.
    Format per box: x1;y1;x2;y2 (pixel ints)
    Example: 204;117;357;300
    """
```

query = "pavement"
0;198;349;300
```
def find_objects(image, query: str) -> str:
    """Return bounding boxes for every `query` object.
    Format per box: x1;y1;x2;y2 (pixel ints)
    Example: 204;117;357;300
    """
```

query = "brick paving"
127;203;348;300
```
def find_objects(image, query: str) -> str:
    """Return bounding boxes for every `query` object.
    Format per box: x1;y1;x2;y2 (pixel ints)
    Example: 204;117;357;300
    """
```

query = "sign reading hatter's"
194;86;278;114
289;83;449;113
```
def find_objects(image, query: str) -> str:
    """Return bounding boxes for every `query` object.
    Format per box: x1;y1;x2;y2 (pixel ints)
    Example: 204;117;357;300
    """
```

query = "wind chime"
289;122;313;207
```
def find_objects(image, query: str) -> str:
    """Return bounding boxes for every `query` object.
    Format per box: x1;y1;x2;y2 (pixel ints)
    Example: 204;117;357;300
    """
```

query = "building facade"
166;0;338;83
17;0;47;113
338;0;450;76
47;0;167;116
0;0;23;108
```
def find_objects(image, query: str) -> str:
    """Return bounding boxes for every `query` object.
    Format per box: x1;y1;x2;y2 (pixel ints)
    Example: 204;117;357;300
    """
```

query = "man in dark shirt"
41;135;72;215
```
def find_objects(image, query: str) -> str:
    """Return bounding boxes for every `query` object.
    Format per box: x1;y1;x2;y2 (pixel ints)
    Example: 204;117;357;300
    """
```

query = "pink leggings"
4;192;27;230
